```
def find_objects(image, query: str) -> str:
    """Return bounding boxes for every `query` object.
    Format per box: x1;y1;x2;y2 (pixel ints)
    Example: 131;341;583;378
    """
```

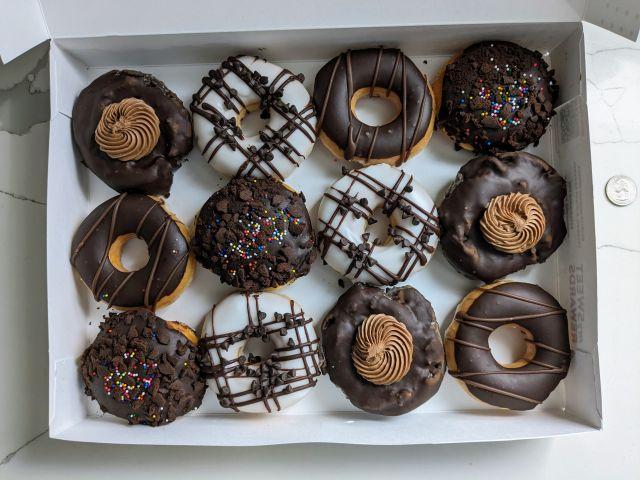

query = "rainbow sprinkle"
102;350;157;403
218;208;301;261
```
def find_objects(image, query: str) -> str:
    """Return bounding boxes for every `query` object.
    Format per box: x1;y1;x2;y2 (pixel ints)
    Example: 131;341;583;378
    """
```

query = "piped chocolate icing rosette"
479;192;545;254
352;314;413;386
322;284;445;416
438;152;566;282
95;98;161;161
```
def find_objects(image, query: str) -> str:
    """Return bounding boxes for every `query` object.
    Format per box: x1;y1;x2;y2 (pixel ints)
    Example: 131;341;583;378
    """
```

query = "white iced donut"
317;164;439;285
199;291;323;413
191;56;317;181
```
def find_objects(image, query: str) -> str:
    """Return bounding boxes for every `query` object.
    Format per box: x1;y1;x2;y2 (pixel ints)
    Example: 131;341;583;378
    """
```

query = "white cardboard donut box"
2;0;640;446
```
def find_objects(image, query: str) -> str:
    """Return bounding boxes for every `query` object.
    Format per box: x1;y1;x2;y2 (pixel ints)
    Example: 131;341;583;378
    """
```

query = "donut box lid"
1;0;640;64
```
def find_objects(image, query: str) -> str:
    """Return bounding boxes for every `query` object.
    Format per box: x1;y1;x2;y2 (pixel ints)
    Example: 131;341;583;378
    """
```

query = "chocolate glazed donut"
438;151;566;282
70;193;194;310
446;281;571;411
313;48;435;165
72;70;193;197
322;284;445;416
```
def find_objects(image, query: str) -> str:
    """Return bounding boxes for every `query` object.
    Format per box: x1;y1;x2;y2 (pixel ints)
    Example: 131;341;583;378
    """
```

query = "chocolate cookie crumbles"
80;310;206;426
437;41;558;153
192;177;316;290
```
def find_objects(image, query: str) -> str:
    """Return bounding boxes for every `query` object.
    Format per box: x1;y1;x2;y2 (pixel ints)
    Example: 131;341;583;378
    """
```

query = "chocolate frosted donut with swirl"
73;70;193;196
445;281;571;410
436;41;558;153
313;48;435;166
322;284;445;416
438;152;566;282
70;193;195;310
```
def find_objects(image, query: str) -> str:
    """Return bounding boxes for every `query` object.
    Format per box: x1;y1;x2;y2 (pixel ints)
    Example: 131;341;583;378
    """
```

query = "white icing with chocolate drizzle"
317;163;439;286
191;56;317;180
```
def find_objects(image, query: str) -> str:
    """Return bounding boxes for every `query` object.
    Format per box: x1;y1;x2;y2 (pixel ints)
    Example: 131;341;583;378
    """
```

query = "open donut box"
3;0;640;446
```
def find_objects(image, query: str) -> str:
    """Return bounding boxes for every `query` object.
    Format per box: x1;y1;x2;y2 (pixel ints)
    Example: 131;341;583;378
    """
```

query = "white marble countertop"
1;22;639;479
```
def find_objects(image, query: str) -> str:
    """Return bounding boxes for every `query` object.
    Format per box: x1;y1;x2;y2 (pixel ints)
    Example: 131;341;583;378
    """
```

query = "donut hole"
364;207;393;245
488;323;536;369
352;87;402;127
240;336;276;363
108;234;150;273
237;103;268;138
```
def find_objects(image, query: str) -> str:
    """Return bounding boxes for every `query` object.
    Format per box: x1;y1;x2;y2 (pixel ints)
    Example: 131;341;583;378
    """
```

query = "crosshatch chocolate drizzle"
313;47;433;164
70;193;191;309
318;167;440;285
448;282;571;410
199;294;324;412
190;56;316;180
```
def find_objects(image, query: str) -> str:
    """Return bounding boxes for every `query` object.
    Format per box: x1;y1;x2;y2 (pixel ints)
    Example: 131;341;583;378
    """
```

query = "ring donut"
317;163;439;286
321;284;445;415
199;292;323;413
445;280;571;411
70;193;195;310
191;56;317;181
313;47;435;166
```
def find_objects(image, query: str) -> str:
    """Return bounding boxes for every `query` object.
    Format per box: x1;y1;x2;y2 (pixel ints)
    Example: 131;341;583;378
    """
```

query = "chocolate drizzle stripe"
135;202;158;236
316;54;342;134
370;47;383;97
71;194;124;264
450;368;567;378
456;310;564;323
90;193;127;296
526;340;570;357
143;219;170;308
479;286;562;310
403;82;428;164
458;379;541;405
450;338;491;351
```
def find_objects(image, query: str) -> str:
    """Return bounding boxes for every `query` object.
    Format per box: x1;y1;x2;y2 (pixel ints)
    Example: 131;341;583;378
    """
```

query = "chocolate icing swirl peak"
352;313;413;385
480;192;545;254
95;97;160;161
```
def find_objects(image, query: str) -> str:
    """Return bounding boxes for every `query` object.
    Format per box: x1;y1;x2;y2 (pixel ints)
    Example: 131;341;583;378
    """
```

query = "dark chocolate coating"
72;70;193;196
438;152;566;282
449;282;570;410
313;48;433;164
192;177;316;290
321;284;445;416
70;193;191;309
81;310;206;426
437;41;558;153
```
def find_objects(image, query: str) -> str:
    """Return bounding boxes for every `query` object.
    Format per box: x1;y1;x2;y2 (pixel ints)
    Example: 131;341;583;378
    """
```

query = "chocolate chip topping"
313;47;433;164
192;177;316;290
80;310;206;426
70;193;192;309
321;284;445;416
72;70;193;196
438;152;566;282
437;41;558;153
447;282;570;411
